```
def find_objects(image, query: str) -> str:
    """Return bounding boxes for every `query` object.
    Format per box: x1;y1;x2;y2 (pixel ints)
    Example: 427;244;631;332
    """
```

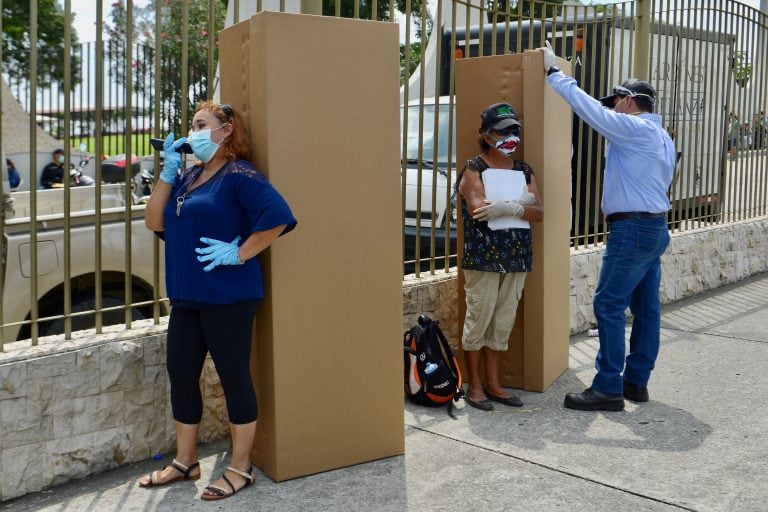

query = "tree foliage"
487;0;567;21
1;0;81;89
324;0;431;83
322;0;425;24
154;0;226;131
103;1;153;89
104;0;226;133
400;40;423;85
732;50;752;88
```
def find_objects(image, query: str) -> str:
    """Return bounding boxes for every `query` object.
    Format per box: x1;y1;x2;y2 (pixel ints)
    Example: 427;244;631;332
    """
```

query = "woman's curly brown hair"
194;100;252;162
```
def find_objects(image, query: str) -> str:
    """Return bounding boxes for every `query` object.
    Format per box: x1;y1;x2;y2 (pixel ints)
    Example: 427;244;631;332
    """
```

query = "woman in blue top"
458;102;544;412
139;101;296;500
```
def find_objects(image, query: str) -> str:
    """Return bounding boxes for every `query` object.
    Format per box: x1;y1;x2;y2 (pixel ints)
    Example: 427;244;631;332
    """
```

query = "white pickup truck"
1;180;165;343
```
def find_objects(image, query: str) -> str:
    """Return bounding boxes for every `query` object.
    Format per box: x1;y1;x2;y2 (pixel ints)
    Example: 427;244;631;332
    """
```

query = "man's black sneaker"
623;380;649;402
564;387;625;411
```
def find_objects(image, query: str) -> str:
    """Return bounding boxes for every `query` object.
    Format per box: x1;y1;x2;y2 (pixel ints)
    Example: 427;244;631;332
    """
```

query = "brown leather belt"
605;211;667;223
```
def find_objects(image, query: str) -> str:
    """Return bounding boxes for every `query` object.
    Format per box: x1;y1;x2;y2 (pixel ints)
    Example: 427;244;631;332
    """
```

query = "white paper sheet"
482;168;530;230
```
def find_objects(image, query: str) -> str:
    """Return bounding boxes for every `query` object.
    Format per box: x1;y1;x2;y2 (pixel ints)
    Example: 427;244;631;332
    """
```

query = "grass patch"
76;133;154;157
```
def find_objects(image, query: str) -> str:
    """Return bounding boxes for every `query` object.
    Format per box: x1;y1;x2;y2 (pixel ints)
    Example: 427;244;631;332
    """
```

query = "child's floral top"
458;156;533;273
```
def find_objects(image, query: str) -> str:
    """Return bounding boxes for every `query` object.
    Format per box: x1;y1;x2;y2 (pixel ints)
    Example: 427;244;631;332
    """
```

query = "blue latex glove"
195;236;243;272
160;132;187;184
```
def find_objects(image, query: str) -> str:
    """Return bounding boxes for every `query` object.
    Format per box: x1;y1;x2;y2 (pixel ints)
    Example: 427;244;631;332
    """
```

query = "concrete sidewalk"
3;273;767;512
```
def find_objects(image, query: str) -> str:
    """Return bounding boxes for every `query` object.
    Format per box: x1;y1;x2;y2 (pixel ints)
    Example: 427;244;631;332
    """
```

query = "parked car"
401;96;458;273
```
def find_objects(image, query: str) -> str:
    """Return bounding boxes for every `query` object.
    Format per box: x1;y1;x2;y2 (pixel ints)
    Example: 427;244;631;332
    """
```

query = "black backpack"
403;315;464;410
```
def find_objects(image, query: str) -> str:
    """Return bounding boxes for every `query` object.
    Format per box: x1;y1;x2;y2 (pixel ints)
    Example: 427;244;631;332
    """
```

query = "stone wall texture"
0;323;229;500
1;217;766;500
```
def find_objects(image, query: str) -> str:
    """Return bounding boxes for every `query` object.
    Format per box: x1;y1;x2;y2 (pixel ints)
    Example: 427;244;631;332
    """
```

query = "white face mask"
490;134;520;156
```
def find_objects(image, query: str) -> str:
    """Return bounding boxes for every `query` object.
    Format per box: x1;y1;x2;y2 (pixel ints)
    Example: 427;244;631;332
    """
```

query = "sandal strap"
201;466;254;498
169;459;200;478
226;465;254;483
169;459;190;472
204;484;229;497
222;474;236;494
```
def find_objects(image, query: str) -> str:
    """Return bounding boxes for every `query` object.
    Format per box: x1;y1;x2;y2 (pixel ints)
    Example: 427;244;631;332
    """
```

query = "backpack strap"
403;324;429;395
403;324;424;355
429;319;465;402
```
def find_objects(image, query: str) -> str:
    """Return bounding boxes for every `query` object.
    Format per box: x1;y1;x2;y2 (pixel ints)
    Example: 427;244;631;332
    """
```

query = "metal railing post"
0;0;4;350
95;0;104;333
633;0;651;80
29;0;39;344
63;0;72;338
300;0;322;15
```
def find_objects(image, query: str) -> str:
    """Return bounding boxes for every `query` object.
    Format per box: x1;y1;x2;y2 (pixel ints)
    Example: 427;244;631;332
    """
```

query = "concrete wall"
1;217;766;500
570;218;768;333
0;322;229;500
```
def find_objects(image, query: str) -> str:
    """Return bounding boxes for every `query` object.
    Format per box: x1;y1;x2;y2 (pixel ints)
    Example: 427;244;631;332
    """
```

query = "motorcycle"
132;167;154;203
70;157;96;186
67;143;96;187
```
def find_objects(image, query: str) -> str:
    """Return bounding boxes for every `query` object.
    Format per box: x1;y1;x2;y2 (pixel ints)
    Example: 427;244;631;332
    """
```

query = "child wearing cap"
457;102;544;412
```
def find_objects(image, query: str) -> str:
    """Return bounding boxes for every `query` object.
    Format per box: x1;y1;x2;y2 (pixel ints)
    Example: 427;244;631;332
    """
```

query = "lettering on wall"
653;59;708;122
652;60;705;84
656;91;706;122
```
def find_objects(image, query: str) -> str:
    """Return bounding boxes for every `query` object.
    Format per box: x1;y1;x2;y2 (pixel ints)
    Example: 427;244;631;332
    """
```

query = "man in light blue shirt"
540;42;675;411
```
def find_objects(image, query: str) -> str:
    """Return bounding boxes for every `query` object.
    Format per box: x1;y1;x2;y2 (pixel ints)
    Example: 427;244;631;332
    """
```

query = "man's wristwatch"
547;65;561;76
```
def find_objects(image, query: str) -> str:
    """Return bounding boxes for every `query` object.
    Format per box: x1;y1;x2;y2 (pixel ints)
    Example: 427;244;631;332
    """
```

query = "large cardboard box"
454;51;572;391
219;12;404;481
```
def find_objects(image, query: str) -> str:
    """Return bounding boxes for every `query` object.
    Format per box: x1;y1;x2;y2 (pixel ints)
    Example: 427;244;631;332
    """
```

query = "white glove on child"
516;185;536;206
472;200;524;221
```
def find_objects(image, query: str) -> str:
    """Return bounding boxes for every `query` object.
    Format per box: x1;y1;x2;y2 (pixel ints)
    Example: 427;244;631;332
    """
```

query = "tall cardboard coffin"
219;12;404;481
454;51;571;392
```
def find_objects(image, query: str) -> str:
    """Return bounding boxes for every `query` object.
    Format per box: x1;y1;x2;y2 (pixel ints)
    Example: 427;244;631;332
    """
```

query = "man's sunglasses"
611;85;654;102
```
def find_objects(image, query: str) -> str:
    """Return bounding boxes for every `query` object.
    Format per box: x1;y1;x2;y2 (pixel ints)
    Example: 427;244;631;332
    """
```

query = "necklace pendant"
176;195;185;217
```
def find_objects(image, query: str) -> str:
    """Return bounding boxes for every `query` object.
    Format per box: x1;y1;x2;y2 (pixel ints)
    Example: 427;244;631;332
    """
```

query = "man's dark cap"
598;79;656;108
480;102;523;132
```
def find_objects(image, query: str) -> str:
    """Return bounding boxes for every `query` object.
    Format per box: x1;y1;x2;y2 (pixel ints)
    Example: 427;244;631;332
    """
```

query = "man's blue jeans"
592;217;670;395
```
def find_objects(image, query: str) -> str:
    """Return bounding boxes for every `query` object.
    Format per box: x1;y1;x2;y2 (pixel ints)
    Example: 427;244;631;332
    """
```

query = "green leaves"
2;0;81;89
732;50;752;88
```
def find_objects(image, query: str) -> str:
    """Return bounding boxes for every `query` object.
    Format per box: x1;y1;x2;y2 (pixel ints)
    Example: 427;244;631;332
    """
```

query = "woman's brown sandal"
138;459;201;488
200;465;255;501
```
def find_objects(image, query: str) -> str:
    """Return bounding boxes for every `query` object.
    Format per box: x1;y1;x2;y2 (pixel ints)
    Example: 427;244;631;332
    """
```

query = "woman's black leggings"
166;301;259;425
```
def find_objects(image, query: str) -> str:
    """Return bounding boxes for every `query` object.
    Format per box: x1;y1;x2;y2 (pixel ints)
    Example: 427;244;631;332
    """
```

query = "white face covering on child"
491;134;520;156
